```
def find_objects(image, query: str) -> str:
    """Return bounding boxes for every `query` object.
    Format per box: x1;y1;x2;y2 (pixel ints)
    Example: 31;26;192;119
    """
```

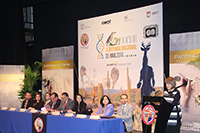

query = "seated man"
21;92;34;109
57;92;74;113
113;94;134;133
49;92;61;110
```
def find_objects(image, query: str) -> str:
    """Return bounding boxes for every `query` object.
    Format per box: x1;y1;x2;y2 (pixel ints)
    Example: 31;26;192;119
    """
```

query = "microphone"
175;80;193;90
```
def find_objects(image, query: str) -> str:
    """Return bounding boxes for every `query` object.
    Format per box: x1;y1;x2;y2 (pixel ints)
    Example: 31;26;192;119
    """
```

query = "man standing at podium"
164;77;182;133
113;94;134;133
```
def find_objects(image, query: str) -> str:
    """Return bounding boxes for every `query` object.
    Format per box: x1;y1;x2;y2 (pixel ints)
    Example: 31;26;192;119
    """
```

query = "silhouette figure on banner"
137;42;155;103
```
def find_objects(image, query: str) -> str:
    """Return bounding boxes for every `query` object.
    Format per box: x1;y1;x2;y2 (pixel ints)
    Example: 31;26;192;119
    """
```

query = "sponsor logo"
80;33;89;47
124;15;133;22
146;11;159;18
80;24;91;30
101;20;111;25
146;11;151;18
34;117;44;132
143;24;158;38
142;105;156;125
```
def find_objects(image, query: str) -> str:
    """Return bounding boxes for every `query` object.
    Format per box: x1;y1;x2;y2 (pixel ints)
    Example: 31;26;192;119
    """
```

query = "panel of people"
21;92;134;132
21;92;89;114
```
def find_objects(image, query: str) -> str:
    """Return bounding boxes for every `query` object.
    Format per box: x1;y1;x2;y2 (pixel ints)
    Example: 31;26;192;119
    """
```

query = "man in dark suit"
21;92;34;109
49;92;61;110
57;92;74;113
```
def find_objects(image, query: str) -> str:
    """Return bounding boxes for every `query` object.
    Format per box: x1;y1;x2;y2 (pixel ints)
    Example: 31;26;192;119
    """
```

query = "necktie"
24;100;28;109
64;103;66;110
122;106;125;115
52;103;55;109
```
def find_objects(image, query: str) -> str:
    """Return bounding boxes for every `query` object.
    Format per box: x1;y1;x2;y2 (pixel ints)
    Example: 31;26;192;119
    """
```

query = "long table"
0;110;32;133
0;110;124;133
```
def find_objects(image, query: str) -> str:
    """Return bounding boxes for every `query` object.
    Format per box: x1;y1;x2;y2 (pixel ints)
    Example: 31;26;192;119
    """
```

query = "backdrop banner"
42;46;74;100
0;65;24;108
170;31;200;132
78;2;163;131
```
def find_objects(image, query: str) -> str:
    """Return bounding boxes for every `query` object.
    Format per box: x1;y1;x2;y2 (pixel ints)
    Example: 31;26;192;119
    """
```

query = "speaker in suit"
113;94;134;132
49;92;61;109
57;92;74;113
58;98;74;113
49;99;61;109
117;103;134;132
21;92;34;109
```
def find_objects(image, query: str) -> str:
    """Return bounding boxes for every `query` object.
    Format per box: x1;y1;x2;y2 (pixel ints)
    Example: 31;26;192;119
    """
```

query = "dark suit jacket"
21;98;34;109
49;99;61;109
32;100;45;110
72;102;87;114
58;98;74;113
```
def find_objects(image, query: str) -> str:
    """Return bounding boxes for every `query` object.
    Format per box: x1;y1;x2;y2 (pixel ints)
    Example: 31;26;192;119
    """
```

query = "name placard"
41;111;48;114
10;108;16;111
51;111;60;116
76;114;87;119
19;108;26;112
1;107;8;110
30;110;37;113
90;115;101;120
65;113;74;117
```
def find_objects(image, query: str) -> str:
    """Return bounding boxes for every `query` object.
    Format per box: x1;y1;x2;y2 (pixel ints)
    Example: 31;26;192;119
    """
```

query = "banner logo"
96;34;105;59
142;105;156;125
106;32;120;46
143;24;158;38
101;20;111;25
146;11;159;18
146;11;151;18
81;24;91;30
80;33;89;47
124;15;133;22
96;32;137;59
34;117;44;132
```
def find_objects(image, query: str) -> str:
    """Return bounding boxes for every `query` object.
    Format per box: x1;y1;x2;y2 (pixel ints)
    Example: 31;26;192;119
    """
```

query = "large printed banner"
78;3;163;131
0;65;24;108
42;46;74;100
170;31;200;132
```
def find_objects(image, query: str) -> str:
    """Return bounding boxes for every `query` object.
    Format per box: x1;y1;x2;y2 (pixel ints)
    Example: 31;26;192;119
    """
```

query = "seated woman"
93;95;114;116
44;92;51;106
28;93;44;110
68;94;87;114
